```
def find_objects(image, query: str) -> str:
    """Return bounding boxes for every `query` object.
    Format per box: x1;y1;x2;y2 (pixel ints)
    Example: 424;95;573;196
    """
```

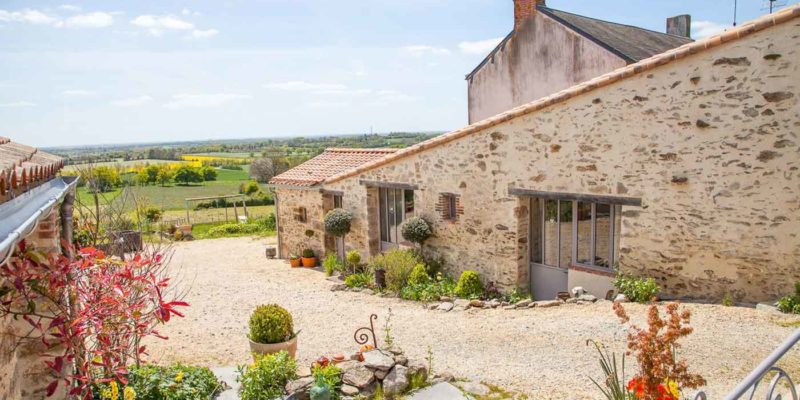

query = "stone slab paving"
211;366;240;400
408;382;469;400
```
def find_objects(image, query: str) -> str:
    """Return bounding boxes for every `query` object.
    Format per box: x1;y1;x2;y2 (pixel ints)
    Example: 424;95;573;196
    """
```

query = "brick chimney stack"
514;0;546;31
666;14;691;38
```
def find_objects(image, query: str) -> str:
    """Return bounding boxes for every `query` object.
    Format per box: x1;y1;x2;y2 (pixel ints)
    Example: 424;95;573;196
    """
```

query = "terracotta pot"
289;258;302;268
301;257;317;268
249;335;298;361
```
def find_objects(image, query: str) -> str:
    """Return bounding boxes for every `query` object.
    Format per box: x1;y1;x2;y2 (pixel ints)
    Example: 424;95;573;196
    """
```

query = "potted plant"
401;216;432;251
289;254;301;268
248;304;298;360
301;248;317;268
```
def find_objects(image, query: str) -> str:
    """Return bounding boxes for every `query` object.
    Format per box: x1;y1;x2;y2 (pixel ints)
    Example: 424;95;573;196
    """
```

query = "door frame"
528;197;571;300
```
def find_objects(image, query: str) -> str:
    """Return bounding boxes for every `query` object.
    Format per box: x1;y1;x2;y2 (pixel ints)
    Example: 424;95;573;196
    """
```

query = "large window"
379;188;414;244
530;198;622;270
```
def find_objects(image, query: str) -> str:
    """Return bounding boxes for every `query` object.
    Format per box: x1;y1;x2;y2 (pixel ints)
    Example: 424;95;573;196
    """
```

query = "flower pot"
301;257;317;268
249;335;298;361
374;269;386;289
289;258;302;268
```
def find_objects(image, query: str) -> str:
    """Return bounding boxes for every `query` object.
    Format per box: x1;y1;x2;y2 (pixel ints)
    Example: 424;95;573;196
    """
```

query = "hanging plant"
324;209;352;237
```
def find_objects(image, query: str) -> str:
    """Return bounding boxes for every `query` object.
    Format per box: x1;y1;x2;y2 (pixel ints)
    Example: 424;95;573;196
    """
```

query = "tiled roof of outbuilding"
0;136;65;203
269;148;398;187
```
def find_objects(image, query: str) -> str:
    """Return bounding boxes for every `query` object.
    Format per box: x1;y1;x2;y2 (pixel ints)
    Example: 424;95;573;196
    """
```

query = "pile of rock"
286;346;449;399
427;292;604;313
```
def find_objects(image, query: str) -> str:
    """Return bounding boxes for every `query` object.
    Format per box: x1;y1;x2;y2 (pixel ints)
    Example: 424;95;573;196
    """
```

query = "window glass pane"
394;189;404;241
559;200;573;269
404;190;414;215
613;205;622;267
379;189;388;242
595;204;612;268
576;202;592;265
388;189;397;243
334;195;342;209
543;200;559;267
530;198;543;264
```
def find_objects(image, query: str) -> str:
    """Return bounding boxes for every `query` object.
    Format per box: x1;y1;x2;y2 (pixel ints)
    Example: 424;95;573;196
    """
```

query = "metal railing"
695;328;800;400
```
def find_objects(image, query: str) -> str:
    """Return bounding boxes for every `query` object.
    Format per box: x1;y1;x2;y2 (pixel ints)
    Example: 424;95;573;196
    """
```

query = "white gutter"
0;176;80;265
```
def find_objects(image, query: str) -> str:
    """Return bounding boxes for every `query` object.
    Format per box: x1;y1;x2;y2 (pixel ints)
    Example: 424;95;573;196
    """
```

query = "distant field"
64;159;186;172
131;182;257;210
184;152;255;158
215;168;250;181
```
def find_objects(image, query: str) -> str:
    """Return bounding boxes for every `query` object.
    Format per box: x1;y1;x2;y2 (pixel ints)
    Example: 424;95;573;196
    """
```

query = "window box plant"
289;254;302;268
301;248;317;268
248;304;298;360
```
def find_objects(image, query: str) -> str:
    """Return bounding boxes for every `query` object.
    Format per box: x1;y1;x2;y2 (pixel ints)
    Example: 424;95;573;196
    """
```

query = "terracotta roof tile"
0;137;64;201
325;4;800;185
269;148;397;187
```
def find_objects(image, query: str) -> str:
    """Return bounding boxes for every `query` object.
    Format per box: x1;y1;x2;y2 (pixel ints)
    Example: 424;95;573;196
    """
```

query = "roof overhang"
266;183;323;191
0;176;79;264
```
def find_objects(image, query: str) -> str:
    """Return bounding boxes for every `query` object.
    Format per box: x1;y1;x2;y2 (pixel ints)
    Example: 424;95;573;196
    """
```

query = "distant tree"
85;166;121;193
250;157;289;183
174;166;203;185
200;166;218;181
156;166;174;187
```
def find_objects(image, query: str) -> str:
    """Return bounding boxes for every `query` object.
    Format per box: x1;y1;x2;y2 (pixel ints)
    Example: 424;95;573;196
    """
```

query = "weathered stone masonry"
321;20;800;302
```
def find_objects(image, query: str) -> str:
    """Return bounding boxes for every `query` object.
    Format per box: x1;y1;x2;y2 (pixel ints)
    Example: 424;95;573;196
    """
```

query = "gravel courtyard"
144;237;800;399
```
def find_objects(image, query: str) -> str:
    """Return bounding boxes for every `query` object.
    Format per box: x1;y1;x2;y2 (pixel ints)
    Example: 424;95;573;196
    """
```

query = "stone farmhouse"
0;137;77;398
269;5;800;303
467;0;693;123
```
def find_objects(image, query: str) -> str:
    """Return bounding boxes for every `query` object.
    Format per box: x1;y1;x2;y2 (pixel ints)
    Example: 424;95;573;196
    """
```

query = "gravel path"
144;237;800;399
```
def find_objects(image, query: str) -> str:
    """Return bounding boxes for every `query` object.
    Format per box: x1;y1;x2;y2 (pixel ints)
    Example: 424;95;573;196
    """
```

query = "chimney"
666;14;691;38
514;0;545;31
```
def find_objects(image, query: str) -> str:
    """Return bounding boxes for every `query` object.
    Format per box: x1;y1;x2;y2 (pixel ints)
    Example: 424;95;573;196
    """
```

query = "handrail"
694;328;800;400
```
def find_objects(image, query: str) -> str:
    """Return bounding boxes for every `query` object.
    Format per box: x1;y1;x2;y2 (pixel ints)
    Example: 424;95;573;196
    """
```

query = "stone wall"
468;10;626;123
275;188;326;258
324;20;800;302
0;210;65;399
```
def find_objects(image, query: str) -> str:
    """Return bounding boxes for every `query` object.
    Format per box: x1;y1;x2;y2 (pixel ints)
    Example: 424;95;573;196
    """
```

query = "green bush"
345;272;374;289
143;206;163;223
346;250;362;272
240;180;261;196
401;216;432;245
237;351;298;400
322;254;342;276
255;213;277;231
103;364;223;400
302;248;315;258
454;270;484;299
400;275;457;302
369;249;421;292
407;263;431;286
206;223;262;237
248;304;294;344
311;364;341;400
324;208;352;237
777;282;800;314
613;275;660;303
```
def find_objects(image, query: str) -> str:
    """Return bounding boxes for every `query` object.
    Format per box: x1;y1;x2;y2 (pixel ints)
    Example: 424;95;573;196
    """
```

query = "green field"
184;152;255;158
161;205;274;225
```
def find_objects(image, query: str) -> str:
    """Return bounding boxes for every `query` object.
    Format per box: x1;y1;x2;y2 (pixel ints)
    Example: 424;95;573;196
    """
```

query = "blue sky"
0;0;783;147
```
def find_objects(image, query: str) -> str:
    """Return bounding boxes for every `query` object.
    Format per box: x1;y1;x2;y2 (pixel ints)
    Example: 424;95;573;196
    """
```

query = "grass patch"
191;221;275;239
775;319;800;328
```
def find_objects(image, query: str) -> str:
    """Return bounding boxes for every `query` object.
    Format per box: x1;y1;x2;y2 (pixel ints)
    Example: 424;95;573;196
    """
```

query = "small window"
294;207;307;222
333;194;343;209
438;193;460;221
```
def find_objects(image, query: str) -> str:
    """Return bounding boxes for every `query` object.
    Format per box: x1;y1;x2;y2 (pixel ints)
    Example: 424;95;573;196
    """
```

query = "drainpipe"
269;188;282;258
60;184;76;260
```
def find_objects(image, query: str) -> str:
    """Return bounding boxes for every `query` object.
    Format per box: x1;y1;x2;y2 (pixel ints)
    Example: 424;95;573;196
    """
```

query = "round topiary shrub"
324;209;352;237
401;217;432;245
407;263;431;286
249;304;294;344
455;270;484;299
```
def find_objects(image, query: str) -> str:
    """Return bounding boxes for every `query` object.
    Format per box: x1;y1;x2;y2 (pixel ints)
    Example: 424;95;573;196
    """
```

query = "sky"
0;0;785;147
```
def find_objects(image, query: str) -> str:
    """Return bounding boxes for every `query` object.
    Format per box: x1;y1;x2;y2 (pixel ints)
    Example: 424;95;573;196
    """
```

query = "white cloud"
131;14;193;36
402;45;450;56
0;9;59;25
62;89;96;97
111;95;153;107
0;101;35;108
181;8;201;17
163;93;251;109
263;81;347;91
458;37;504;55
59;4;81;12
191;28;218;38
64;12;114;28
692;20;730;39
